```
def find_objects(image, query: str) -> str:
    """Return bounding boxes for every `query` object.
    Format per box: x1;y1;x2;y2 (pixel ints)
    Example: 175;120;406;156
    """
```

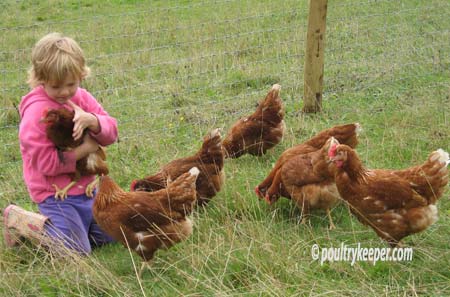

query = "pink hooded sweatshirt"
19;86;118;203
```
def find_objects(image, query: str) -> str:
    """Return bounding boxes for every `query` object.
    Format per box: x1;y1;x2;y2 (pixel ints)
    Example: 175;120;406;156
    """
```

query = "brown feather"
331;145;448;246
130;129;224;206
256;123;361;201
222;84;285;158
93;168;199;262
266;137;342;227
41;107;109;186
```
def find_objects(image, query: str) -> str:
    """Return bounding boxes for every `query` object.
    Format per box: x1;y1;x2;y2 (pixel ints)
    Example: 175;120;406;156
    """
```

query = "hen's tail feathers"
167;167;200;197
261;84;282;111
410;204;439;233
162;167;200;215
200;128;224;163
271;83;281;94
427;149;449;202
203;128;222;148
434;149;449;167
189;167;200;177
354;122;362;136
430;149;449;168
209;128;221;140
261;84;281;103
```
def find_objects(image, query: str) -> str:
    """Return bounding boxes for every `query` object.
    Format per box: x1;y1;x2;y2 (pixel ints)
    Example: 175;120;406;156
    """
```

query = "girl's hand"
67;101;100;141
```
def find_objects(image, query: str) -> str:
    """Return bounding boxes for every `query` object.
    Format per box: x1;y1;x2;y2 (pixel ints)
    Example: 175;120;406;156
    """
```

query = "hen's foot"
138;260;153;279
264;191;280;205
326;208;336;230
300;216;311;227
52;182;76;200
264;193;276;205
86;176;100;198
328;222;336;230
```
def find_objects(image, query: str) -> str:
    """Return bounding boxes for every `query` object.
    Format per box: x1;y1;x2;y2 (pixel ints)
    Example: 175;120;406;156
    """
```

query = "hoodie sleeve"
19;103;77;177
76;89;118;146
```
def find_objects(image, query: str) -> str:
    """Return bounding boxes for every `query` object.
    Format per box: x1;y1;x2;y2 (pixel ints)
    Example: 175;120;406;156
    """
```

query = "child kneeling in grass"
3;32;118;255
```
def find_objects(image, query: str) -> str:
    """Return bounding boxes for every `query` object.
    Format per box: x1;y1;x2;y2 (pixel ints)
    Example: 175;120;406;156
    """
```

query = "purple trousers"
38;193;114;254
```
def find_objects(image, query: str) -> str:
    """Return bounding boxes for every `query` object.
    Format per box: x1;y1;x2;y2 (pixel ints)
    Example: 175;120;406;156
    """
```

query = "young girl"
3;32;118;255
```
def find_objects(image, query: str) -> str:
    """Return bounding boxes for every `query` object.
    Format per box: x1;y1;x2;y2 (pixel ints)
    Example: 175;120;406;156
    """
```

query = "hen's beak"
328;156;339;164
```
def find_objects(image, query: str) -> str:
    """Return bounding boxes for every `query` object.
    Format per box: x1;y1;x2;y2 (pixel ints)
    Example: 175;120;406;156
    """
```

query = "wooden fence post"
303;0;328;113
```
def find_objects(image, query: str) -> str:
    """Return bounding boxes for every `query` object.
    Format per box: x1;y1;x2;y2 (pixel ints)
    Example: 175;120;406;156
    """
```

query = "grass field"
1;0;449;296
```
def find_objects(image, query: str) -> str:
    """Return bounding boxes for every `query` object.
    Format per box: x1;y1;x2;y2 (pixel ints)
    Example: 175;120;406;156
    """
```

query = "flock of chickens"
41;84;449;275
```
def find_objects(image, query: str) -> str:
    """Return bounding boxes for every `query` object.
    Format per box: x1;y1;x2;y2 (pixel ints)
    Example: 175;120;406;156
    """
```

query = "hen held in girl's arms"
93;167;200;276
222;84;285;158
40;107;109;199
130;128;224;206
329;144;449;246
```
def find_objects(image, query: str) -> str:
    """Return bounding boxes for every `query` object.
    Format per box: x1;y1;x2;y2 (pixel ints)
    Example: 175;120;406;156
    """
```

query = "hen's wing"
280;154;325;188
350;173;437;246
334;164;428;214
121;195;177;231
364;173;428;210
124;168;199;231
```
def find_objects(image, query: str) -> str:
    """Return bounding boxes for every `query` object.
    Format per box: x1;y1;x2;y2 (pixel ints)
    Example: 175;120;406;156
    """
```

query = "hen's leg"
52;182;77;200
326;208;336;230
264;168;283;204
256;162;282;198
138;260;153;278
300;205;311;227
300;216;311;226
85;176;100;198
292;193;311;226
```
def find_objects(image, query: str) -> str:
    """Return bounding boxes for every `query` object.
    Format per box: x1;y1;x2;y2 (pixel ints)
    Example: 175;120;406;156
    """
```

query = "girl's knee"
44;222;92;255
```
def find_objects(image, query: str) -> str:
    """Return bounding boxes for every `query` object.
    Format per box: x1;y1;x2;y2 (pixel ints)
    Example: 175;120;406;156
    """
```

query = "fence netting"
1;0;448;201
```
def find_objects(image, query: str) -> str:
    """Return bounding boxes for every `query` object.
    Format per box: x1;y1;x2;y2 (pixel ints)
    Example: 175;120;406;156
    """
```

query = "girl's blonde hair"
27;32;90;88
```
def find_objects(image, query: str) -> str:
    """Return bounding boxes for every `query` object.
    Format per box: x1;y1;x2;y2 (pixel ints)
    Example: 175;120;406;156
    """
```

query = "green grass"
1;0;449;296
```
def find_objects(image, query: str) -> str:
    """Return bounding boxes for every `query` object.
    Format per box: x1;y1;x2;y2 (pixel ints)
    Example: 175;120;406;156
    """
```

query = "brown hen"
329;144;449;246
256;123;361;202
40;107;108;199
93;167;199;276
222;84;285;158
130;128;224;206
273;137;342;229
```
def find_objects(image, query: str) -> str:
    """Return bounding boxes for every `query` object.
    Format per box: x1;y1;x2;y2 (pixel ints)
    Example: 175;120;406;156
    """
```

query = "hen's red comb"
130;180;137;191
39;108;50;124
328;143;338;158
41;108;49;118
